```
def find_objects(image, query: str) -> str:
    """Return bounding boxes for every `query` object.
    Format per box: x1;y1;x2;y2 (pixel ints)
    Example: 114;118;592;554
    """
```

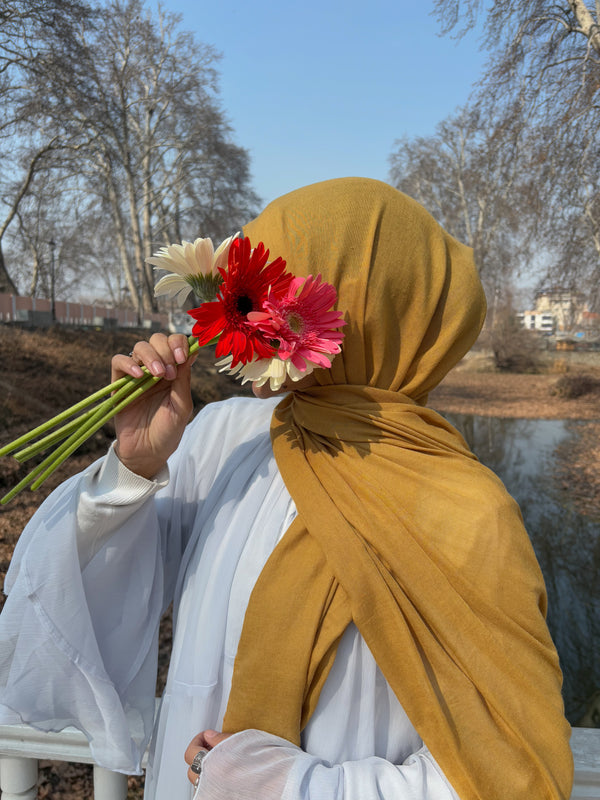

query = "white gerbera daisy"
215;354;317;392
148;233;238;305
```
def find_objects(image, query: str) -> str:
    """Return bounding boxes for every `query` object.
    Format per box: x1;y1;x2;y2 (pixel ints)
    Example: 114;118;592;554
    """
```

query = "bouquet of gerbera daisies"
0;234;345;504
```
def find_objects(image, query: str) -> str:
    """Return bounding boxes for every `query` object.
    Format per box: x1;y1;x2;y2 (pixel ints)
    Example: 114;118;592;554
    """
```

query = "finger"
150;333;194;379
111;352;145;382
128;337;173;379
203;729;231;747
148;333;180;379
167;356;195;421
184;735;208;765
186;756;200;789
187;766;201;787
167;333;190;365
185;745;209;787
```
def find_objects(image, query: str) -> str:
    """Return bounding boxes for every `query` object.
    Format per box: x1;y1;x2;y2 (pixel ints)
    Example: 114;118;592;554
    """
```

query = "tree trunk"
104;168;140;318
568;1;600;55
27;249;41;296
141;121;157;312
124;166;153;314
0;245;18;294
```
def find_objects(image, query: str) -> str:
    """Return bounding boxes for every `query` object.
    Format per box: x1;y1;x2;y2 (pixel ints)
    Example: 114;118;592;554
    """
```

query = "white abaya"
0;396;458;799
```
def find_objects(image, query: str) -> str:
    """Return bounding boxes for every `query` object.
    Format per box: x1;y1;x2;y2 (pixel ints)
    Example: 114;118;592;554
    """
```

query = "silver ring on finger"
190;748;208;775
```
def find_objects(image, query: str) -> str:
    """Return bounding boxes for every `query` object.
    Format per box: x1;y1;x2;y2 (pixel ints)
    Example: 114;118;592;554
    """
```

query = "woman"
0;178;573;799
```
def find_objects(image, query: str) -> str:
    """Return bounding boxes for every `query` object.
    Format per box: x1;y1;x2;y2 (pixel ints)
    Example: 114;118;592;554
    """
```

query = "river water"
444;413;600;726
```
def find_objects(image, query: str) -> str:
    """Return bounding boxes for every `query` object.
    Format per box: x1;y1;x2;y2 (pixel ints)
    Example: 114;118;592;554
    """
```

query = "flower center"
236;295;253;315
287;312;304;334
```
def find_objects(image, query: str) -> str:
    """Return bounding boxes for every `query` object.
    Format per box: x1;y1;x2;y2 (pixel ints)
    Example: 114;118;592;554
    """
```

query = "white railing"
571;727;600;799
0;700;157;800
0;722;598;799
0;721;129;799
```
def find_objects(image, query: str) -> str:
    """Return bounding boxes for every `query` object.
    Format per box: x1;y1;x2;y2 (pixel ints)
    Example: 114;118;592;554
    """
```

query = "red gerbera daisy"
188;236;292;367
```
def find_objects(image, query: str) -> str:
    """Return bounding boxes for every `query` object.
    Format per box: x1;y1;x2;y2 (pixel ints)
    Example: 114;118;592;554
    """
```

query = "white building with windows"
519;288;590;334
518;310;554;332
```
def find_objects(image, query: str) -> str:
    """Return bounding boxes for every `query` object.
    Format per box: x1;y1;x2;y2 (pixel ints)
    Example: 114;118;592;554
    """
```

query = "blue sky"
151;0;487;206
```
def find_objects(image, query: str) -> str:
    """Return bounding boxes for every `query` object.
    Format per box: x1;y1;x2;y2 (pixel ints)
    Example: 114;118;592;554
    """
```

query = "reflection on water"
444;413;600;726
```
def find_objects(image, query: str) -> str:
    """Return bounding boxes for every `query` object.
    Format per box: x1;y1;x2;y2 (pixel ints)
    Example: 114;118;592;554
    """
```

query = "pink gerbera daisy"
248;274;346;372
188;237;292;367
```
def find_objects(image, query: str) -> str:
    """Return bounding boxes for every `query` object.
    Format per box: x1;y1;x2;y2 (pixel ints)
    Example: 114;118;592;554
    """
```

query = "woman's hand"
184;729;233;787
110;333;196;479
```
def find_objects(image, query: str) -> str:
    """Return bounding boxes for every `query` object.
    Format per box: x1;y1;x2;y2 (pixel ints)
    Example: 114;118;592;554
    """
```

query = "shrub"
490;312;542;373
551;373;600;399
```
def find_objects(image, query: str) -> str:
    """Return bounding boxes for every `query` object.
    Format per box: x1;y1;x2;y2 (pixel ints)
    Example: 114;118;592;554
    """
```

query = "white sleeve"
75;442;169;569
196;729;459;800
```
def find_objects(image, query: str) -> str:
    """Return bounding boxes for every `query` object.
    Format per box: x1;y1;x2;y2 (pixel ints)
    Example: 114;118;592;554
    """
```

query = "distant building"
533;288;587;332
517;310;554;332
518;288;590;334
581;310;600;332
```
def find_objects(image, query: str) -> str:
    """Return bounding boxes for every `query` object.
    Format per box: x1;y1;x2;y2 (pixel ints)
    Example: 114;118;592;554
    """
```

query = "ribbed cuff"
76;444;170;567
94;442;169;504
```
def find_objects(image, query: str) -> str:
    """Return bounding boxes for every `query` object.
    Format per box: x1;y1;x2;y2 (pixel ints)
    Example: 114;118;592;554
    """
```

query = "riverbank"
429;351;600;420
430;351;600;521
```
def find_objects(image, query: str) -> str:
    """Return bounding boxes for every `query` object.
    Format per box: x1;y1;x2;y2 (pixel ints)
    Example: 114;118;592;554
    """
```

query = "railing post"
92;765;128;800
0;756;38;799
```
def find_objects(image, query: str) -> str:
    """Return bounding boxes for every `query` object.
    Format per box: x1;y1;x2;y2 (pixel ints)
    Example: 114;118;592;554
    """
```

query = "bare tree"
433;0;600;299
29;0;258;316
0;0;93;293
8;167;92;303
529;111;600;308
390;101;534;318
0;0;259;310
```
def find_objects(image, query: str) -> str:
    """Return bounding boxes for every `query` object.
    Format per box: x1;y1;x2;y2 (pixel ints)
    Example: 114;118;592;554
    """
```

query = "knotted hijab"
223;178;573;799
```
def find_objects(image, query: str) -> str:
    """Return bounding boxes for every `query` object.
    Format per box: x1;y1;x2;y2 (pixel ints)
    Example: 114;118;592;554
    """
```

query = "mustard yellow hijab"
223;178;573;800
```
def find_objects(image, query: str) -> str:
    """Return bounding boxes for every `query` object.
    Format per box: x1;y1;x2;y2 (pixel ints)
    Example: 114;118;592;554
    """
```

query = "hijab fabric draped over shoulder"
223;178;573;800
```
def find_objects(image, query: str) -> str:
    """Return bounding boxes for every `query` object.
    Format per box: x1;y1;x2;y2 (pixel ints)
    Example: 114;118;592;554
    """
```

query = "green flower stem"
13;407;100;462
0;452;63;505
0;335;203;504
29;372;161;493
0;374;131;458
0;374;158;505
